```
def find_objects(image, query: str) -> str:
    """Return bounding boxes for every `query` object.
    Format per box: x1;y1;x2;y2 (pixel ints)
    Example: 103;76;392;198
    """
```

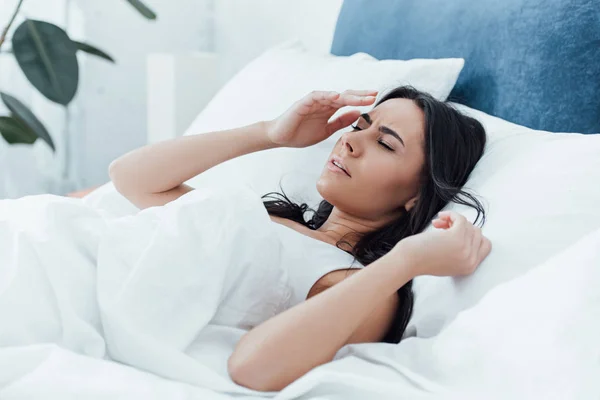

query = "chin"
316;174;349;209
316;175;333;202
316;174;380;219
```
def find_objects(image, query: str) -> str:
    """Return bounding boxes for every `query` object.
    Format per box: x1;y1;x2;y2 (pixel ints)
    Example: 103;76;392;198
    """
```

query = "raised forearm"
228;253;416;392
109;121;278;195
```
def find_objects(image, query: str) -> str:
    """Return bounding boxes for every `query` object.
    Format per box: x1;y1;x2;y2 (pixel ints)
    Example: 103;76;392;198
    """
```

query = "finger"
333;93;377;107
313;90;340;99
295;91;338;115
432;219;450;229
295;94;319;114
438;211;463;228
436;212;453;227
439;211;468;227
442;211;470;240
326;110;361;135
343;89;379;96
437;210;453;219
307;91;339;106
314;90;340;104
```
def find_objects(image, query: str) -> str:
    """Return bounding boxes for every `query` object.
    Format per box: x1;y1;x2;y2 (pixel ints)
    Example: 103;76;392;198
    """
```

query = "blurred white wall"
213;0;343;86
76;0;213;187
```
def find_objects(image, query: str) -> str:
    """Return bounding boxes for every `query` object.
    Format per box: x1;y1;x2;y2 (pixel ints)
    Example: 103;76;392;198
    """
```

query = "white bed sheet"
2;187;599;399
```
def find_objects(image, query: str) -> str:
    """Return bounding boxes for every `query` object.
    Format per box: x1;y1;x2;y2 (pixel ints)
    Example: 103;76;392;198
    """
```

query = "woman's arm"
227;251;415;392
108;121;278;209
228;211;492;392
109;90;375;209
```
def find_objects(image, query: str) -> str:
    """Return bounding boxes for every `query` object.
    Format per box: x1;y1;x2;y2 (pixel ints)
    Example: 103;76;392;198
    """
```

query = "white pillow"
423;227;600;398
406;107;600;339
181;39;465;205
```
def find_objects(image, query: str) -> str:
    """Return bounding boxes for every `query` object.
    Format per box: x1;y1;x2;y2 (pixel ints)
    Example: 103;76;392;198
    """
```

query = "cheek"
342;159;397;207
361;158;421;201
362;158;405;189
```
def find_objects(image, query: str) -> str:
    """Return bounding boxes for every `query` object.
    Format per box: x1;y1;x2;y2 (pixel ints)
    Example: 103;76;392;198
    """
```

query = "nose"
341;133;355;154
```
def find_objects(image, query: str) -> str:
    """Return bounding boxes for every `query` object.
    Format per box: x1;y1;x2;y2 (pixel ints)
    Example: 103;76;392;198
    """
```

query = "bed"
5;0;600;399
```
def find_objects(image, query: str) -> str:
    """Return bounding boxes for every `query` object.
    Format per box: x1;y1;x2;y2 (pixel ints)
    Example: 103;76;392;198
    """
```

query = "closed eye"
378;141;394;151
351;125;395;152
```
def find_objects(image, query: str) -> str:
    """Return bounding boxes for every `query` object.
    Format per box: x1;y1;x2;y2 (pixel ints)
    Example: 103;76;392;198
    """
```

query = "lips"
329;155;351;177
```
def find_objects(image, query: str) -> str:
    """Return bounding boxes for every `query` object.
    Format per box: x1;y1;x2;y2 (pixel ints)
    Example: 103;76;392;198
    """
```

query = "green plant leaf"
124;0;157;20
0;116;38;145
73;40;115;63
0;91;55;151
12;20;79;105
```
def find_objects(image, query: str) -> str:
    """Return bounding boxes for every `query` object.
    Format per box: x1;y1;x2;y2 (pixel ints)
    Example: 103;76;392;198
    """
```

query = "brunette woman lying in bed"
109;86;491;391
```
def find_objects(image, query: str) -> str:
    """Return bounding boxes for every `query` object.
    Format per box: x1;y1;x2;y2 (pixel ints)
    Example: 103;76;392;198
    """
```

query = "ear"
405;195;419;212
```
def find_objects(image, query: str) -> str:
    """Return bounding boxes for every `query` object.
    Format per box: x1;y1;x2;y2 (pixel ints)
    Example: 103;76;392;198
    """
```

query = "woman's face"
317;98;426;222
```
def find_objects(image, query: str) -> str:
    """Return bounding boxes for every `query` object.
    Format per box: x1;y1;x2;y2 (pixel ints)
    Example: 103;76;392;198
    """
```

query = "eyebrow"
360;113;405;147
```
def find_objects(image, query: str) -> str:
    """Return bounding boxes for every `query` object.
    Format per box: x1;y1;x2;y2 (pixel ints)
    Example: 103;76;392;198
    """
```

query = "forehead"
370;98;426;142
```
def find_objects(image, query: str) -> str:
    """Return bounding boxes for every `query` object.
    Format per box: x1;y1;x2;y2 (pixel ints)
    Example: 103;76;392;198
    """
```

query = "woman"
109;86;491;392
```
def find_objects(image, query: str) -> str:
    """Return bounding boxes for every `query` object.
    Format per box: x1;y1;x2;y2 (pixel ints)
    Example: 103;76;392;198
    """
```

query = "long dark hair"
262;86;487;343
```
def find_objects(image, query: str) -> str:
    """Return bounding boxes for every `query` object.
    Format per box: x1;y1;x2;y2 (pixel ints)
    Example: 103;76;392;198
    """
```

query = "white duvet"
1;187;599;399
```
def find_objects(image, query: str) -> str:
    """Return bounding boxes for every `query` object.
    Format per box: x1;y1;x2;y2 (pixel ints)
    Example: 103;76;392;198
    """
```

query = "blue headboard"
331;0;600;134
